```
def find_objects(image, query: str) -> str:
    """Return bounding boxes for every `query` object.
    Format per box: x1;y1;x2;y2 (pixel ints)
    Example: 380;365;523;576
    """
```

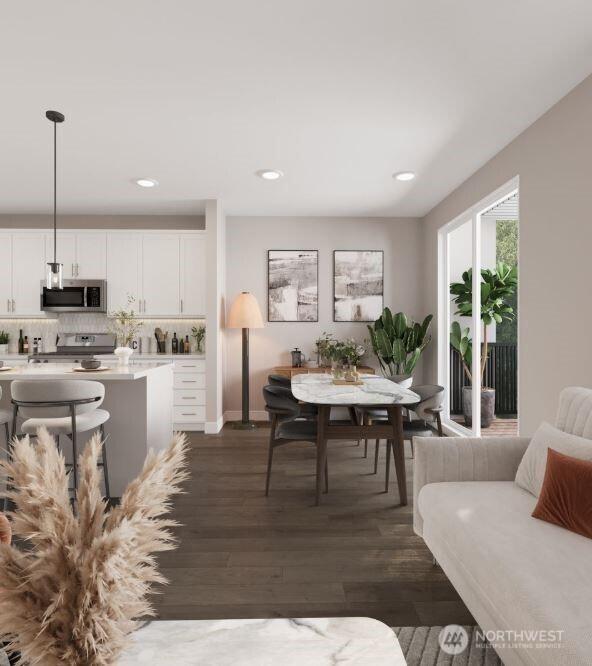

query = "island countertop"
0;362;173;381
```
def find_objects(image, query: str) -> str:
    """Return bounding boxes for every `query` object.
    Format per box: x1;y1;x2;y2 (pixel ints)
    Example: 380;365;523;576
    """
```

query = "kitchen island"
0;362;173;497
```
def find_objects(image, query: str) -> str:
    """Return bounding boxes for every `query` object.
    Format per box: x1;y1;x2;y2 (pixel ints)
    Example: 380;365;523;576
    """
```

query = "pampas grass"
0;427;188;665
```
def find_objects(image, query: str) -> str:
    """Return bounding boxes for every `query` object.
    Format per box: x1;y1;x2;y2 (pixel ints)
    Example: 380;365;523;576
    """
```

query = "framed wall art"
268;250;319;322
333;250;383;322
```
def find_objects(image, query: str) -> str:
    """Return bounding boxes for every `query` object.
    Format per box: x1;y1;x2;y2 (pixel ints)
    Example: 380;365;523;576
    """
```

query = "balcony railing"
450;343;518;415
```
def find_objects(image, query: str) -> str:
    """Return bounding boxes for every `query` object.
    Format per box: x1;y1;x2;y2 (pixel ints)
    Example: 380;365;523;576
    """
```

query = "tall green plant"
450;261;517;384
367;308;433;376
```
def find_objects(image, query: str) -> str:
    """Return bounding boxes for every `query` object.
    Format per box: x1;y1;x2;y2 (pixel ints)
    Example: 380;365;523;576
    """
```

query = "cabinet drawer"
173;359;205;373
174;389;205;406
174;406;205;422
173;373;205;389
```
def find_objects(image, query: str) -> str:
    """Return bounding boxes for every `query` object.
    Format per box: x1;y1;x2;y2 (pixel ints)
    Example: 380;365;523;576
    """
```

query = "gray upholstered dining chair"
0;387;10;448
267;373;318;419
10;380;111;498
262;384;328;496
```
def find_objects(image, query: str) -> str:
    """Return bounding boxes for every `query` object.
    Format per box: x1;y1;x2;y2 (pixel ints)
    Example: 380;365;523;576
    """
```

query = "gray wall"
224;216;425;415
0;215;204;229
422;73;592;435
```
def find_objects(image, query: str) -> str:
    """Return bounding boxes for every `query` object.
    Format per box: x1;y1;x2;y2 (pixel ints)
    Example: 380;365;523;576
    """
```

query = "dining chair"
0;387;10;449
267;373;318;419
10;380;111;499
262;384;328;496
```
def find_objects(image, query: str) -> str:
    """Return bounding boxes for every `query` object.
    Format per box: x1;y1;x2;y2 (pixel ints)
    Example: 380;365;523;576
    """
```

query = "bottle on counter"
38;337;43;354
23;336;29;354
172;332;178;354
18;329;24;354
184;335;190;354
33;338;38;354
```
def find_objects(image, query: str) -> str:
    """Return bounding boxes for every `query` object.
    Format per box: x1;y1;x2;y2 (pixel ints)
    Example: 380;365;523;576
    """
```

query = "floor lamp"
228;291;264;430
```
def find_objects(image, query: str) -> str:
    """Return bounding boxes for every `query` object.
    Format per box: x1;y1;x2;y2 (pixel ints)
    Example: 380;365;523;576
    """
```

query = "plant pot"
462;386;495;428
0;345;8;355
387;373;413;389
114;346;133;366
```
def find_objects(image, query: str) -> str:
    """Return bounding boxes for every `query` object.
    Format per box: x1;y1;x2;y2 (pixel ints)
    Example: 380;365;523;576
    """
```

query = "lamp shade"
228;292;264;329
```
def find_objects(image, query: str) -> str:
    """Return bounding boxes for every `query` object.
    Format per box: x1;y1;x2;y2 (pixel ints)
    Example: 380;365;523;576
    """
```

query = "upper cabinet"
11;233;46;316
142;235;181;316
106;233;142;313
180;235;206;317
0;229;205;318
45;232;106;279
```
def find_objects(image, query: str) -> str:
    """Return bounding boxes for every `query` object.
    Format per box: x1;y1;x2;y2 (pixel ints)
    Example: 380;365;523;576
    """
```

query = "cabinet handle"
11;299;15;312
181;380;197;383
6;299;10;313
181;413;196;416
181;396;196;400
71;263;75;277
180;298;183;313
75;263;79;277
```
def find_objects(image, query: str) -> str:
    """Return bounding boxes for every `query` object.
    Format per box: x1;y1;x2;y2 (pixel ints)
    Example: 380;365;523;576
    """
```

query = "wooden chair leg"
384;439;392;492
364;439;368;458
410;437;414;458
374;439;380;474
324;457;329;494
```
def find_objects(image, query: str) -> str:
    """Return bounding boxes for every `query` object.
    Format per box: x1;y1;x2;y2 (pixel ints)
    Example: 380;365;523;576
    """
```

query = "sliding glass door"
438;178;519;437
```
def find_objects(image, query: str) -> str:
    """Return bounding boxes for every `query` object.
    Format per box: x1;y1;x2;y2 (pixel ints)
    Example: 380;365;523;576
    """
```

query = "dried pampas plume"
0;427;188;665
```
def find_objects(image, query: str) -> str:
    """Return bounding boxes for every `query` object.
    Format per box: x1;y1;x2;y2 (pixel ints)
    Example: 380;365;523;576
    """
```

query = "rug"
393;626;503;665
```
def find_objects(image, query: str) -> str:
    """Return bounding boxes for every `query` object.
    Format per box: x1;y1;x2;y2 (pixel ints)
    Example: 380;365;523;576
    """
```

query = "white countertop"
291;372;420;406
0;352;204;360
0;362;173;381
117;618;406;665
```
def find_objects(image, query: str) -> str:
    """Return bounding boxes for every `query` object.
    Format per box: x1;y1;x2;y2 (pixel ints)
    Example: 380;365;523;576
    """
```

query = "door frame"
437;175;519;436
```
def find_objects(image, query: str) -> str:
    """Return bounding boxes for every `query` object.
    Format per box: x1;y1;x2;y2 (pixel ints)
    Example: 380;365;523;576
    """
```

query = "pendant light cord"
53;119;57;264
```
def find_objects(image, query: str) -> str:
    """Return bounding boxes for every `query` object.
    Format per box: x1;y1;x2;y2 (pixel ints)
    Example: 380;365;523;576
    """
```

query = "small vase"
331;360;344;380
114;346;133;366
344;364;357;382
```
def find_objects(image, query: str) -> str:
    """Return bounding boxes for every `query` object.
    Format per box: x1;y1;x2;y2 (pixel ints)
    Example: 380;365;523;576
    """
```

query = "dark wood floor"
152;426;474;627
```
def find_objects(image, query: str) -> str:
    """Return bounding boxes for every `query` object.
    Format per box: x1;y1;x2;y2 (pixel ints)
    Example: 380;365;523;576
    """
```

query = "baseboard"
204;416;224;434
223;410;269;423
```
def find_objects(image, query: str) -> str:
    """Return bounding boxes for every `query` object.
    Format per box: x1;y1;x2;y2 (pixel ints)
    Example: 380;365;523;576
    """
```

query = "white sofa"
414;387;592;666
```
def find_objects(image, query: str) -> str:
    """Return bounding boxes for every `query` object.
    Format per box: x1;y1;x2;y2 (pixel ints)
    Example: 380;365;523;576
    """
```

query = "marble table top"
291;372;420;406
118;617;406;665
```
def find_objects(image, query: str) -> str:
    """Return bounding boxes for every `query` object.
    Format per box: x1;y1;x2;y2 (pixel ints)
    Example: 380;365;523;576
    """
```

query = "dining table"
291;373;420;505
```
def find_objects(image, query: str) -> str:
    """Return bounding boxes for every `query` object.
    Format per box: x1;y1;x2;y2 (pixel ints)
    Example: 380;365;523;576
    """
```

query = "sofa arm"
413;436;530;537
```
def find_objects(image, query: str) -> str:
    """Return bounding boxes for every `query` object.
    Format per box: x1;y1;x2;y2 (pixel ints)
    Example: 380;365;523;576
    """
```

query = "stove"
29;332;116;363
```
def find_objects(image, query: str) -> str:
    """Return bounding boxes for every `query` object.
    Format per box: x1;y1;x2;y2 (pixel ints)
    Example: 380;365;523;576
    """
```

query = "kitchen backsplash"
0;314;205;354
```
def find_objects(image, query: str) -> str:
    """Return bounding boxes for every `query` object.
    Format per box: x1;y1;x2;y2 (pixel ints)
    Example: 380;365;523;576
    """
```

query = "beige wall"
422;73;592;435
0;215;204;229
224;216;425;416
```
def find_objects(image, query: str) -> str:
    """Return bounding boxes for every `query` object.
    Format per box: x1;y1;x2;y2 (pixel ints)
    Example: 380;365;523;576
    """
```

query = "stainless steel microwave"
40;279;107;313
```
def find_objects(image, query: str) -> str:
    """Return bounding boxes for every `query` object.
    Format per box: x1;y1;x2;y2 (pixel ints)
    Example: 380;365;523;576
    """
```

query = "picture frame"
267;250;319;322
333;250;384;322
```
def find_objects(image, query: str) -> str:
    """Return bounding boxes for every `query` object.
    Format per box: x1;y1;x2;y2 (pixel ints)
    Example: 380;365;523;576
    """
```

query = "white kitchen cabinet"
0;234;12;315
76;233;106;278
106;234;141;312
142;235;180;316
46;233;77;278
12;233;46;315
180;235;206;316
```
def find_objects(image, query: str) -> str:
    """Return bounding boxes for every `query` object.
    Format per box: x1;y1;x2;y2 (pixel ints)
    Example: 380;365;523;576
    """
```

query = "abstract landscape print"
268;250;318;322
333;250;383;322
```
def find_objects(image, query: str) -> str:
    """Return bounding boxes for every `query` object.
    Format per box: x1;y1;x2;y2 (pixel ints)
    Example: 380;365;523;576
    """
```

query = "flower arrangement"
314;332;336;366
0;427;188;665
0;331;9;345
191;324;206;353
108;295;143;347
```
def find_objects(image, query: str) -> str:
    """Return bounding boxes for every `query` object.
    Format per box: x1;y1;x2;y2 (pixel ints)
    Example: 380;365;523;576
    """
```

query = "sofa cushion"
532;448;592;540
515;421;592;497
419;481;592;663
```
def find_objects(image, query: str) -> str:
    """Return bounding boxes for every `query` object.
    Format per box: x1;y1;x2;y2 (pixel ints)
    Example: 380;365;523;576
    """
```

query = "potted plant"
108;295;143;365
314;332;336;367
0;331;8;355
450;261;517;427
191;324;205;353
366;308;432;387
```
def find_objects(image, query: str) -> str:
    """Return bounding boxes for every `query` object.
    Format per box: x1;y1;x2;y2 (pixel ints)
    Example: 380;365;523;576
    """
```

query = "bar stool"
0;387;10;447
10;380;111;498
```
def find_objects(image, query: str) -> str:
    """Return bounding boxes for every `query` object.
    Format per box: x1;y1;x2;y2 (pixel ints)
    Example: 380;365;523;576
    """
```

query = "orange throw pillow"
532;447;592;539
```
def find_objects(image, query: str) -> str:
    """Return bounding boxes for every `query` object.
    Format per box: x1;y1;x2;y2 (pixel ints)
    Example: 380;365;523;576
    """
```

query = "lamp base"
231;420;258;430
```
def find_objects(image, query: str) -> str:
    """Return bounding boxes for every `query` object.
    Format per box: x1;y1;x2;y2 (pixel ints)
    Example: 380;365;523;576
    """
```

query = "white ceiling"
2;1;592;217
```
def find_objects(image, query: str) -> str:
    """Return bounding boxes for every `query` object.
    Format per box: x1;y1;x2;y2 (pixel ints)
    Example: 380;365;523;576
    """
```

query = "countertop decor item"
114;347;133;366
72;366;110;373
227;291;264;430
108;296;143;348
45;110;65;291
80;359;101;370
191;324;205;353
0;428;188;666
0;331;8;355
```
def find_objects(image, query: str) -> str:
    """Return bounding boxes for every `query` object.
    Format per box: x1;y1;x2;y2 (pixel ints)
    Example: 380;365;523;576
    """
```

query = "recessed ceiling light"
256;169;284;181
393;171;416;182
135;178;159;188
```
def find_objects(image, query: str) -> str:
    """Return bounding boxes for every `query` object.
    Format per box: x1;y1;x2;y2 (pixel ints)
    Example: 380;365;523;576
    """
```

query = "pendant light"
46;110;65;290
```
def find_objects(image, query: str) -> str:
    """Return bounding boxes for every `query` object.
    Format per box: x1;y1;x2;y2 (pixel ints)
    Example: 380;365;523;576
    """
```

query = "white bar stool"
10;380;111;498
0;387;10;447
